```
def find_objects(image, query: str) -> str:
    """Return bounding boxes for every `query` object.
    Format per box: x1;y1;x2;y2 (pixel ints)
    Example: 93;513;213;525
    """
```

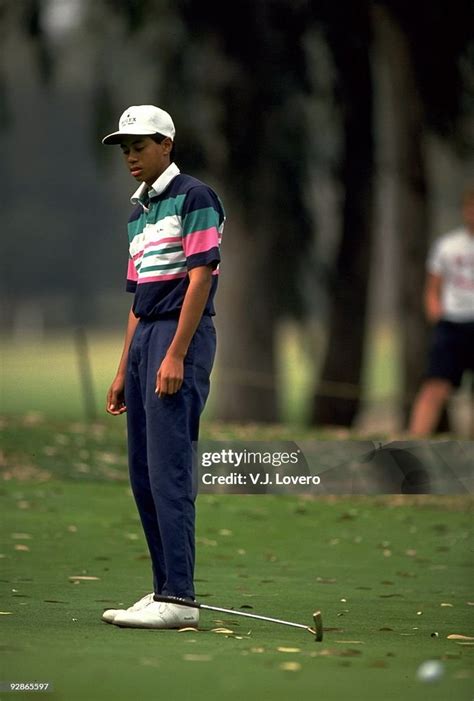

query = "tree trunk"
374;5;435;428
311;5;375;427
161;1;312;423
214;198;279;422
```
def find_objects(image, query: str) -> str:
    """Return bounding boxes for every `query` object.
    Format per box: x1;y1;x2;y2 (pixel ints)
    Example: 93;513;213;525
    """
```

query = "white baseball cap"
102;105;175;145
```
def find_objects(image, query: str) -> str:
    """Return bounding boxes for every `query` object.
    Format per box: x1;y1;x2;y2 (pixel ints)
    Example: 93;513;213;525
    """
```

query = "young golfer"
101;105;224;628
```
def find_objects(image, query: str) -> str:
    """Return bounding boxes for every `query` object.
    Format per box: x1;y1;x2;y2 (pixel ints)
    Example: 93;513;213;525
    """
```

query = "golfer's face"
120;136;172;186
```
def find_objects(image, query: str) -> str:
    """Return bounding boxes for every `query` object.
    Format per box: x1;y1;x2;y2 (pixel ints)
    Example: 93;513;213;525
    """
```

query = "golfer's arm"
424;273;443;323
115;306;140;378
167;266;213;359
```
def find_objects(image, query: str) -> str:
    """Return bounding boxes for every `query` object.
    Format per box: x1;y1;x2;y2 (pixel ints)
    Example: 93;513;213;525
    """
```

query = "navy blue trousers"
125;315;216;600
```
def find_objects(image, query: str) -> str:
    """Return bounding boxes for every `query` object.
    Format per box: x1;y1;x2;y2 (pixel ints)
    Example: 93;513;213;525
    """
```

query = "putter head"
313;611;323;642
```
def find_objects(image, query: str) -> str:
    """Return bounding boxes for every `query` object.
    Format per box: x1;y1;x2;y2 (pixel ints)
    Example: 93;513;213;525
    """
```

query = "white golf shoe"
113;600;199;629
101;592;155;624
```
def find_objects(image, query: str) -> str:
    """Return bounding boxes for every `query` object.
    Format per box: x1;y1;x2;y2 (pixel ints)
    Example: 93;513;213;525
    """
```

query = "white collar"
130;162;180;206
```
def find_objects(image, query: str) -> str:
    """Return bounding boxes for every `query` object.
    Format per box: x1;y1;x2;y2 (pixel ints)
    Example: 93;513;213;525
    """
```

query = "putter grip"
153;594;200;608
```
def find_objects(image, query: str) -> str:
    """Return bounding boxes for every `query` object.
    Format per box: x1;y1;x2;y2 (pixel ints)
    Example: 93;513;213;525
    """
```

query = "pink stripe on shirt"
127;258;138;282
137;272;188;283
146;236;182;247
183;227;220;257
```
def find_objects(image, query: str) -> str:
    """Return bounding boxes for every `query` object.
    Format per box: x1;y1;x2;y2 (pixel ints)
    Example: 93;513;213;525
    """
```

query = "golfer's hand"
156;353;184;397
106;377;127;415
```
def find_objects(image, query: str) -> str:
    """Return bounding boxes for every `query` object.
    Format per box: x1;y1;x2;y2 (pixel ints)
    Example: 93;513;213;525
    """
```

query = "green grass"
0;323;400;425
1;482;473;701
1;414;473;701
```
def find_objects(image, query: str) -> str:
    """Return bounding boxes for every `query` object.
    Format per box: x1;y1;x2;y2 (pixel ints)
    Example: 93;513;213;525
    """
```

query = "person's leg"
125;323;167;595
144;317;216;600
409;378;453;436
409;320;462;436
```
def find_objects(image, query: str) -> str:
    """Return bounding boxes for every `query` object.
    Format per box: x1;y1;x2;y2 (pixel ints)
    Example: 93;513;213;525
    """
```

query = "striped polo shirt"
126;163;224;319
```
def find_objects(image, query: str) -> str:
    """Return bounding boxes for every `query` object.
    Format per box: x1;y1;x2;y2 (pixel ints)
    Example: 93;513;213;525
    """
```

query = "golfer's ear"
162;137;173;155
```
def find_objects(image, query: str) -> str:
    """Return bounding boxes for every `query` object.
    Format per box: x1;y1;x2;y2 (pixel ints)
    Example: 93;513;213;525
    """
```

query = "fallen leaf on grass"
279;662;301;672
316;576;337;584
11;533;32;539
178;627;199;633
277;647;301;653
0;612;13;615
212;619;240;626
68;576;100;581
379;594;403;599
440;603;453;607
314;648;362;657
453;670;473;679
211;628;234;634
14;545;29;552
447;634;474;641
183;654;212;662
196;537;217;547
140;657;160;668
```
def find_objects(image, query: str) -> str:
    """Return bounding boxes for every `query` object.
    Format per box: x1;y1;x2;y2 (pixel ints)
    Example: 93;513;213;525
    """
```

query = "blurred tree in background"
374;0;473;428
1;0;473;429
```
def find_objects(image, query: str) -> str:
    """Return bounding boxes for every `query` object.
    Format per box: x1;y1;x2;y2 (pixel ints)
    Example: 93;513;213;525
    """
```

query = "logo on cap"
121;113;137;127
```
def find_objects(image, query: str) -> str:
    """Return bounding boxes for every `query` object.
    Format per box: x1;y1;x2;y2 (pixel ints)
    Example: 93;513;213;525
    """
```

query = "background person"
409;187;474;436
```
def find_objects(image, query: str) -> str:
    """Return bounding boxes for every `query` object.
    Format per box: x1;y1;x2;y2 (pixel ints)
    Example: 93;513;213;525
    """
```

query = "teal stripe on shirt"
182;207;219;237
142;246;184;258
140;261;188;272
146;194;187;225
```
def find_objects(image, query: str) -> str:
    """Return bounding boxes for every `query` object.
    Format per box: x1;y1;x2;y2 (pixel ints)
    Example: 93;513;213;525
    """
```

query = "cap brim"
102;129;159;145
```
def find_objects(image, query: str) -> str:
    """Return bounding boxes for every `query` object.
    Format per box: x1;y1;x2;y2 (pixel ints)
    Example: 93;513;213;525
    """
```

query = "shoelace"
127;593;154;612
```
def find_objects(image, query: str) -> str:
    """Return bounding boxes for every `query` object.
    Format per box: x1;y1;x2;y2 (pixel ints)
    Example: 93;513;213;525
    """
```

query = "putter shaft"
200;603;311;632
154;595;323;640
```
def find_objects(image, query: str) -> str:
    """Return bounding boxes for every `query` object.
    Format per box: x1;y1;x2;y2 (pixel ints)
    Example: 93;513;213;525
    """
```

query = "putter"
154;595;323;642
